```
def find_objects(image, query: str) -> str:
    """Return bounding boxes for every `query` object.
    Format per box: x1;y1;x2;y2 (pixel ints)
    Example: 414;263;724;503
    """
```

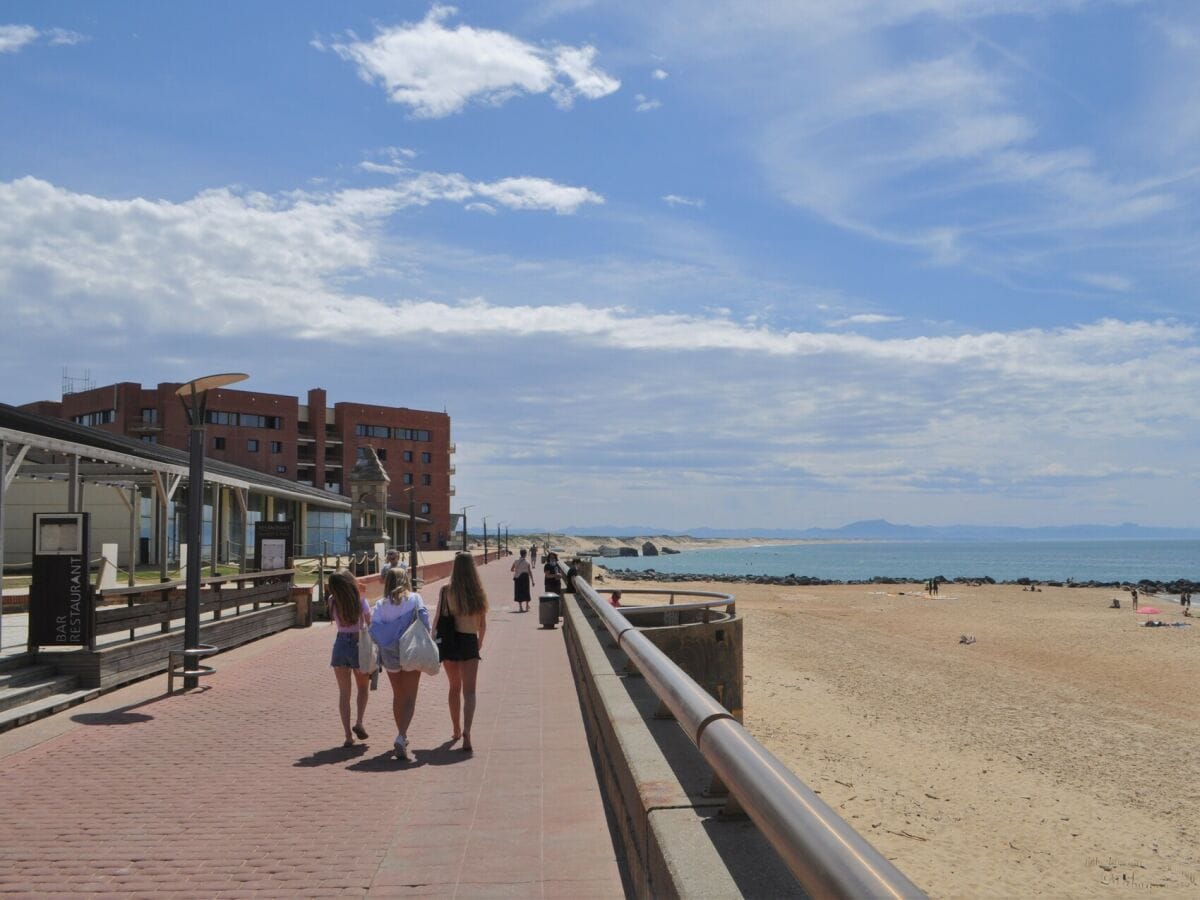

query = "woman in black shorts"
432;552;489;753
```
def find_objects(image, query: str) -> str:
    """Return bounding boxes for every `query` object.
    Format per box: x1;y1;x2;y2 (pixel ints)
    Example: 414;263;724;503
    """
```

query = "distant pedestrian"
381;548;405;578
372;568;431;760
543;552;562;597
530;545;538;566
610;590;622;608
433;552;489;754
327;571;372;748
511;548;534;612
1131;588;1139;611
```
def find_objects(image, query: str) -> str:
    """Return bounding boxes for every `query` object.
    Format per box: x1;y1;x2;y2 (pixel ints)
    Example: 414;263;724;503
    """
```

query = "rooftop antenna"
61;367;95;398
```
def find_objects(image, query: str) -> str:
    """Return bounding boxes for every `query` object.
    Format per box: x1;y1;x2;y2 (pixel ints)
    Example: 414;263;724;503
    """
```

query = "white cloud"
0;24;85;53
634;93;661;112
0;25;40;53
661;194;704;208
472;176;603;214
321;5;619;117
652;68;669;80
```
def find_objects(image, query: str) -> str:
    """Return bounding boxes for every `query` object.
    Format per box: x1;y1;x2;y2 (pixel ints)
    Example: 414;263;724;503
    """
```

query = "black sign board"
254;520;295;571
30;513;93;647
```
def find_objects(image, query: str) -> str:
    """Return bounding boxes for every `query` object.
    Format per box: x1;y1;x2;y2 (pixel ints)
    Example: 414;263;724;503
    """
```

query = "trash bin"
538;593;561;629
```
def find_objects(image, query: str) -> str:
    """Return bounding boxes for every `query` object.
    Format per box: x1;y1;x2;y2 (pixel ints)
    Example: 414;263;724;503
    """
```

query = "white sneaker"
393;735;409;760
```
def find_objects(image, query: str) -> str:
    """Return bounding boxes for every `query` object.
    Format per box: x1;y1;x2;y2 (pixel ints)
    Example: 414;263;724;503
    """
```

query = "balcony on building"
127;416;162;435
448;442;456;454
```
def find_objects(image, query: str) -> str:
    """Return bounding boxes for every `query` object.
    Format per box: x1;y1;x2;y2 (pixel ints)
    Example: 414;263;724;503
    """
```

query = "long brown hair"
449;552;488;616
328;571;361;624
383;566;412;604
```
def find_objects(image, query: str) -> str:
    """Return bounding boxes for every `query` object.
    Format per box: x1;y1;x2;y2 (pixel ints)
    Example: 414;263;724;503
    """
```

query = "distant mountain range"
546;519;1200;541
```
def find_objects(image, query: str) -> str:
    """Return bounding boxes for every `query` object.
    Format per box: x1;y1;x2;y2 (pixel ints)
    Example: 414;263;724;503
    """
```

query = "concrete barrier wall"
561;594;800;898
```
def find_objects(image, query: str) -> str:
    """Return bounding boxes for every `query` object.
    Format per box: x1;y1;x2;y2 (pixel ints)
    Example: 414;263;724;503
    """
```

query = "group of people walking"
510;547;564;611
327;552;488;759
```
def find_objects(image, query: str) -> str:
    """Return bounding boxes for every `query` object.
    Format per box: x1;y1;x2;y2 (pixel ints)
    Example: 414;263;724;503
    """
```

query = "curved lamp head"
175;373;249;396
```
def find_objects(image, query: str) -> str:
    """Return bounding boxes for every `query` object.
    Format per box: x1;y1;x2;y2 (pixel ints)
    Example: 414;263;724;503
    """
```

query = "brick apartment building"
22;383;456;550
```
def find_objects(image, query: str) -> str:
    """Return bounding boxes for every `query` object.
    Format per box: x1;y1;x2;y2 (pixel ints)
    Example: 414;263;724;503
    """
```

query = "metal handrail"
572;572;926;899
596;586;735;617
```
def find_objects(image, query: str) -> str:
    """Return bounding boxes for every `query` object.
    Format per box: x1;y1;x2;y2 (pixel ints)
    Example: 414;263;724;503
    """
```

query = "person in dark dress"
511;548;534;612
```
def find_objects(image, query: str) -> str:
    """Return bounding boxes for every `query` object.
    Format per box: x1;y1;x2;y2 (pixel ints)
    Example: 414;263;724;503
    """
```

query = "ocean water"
605;540;1200;583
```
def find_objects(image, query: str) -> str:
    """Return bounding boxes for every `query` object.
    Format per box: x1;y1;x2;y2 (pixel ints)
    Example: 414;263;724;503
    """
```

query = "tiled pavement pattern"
0;558;627;897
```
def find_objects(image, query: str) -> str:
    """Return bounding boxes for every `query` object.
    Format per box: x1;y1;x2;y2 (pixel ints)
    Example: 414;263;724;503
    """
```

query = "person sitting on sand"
1110;598;1121;609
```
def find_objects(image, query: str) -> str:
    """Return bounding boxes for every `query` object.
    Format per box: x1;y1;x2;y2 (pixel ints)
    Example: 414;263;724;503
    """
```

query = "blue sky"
2;2;1199;530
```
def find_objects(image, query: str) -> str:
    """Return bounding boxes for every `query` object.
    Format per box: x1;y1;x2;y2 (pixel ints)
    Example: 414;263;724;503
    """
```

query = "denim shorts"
330;631;360;668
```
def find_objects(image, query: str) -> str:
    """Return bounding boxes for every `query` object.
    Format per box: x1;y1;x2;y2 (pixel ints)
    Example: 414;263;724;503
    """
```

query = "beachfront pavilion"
0;402;428;583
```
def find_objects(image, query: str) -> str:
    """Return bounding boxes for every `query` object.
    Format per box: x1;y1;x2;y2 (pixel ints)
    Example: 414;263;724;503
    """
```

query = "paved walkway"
0;558;627;897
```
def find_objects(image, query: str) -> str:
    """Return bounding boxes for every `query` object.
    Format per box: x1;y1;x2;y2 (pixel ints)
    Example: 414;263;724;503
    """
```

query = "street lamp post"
176;373;248;689
483;517;490;564
408;490;418;583
460;505;473;553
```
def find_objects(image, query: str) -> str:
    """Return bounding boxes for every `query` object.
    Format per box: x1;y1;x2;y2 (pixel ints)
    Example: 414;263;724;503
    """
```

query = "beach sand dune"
607;580;1200;898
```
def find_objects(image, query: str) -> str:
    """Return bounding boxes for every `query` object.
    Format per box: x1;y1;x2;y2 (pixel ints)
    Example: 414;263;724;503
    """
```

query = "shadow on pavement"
294;743;369;767
410;740;472;767
347;750;422;772
70;692;178;726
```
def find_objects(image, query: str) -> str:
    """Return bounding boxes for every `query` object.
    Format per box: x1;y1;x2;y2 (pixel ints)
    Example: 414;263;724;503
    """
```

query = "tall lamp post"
482;517;489;564
176;373;247;689
496;522;505;558
460;505;473;552
408;490;418;583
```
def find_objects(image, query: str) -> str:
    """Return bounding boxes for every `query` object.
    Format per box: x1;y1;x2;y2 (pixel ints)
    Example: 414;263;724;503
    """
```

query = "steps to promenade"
0;557;628;897
0;655;101;733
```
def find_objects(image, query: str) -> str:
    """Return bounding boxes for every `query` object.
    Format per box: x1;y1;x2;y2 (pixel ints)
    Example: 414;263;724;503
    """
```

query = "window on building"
72;409;116;426
213;436;226;450
276;464;287;474
141;435;158;444
140;407;157;423
420;503;431;514
402;473;413;485
421;474;431;486
355;424;390;439
422;532;431;544
403;450;413;462
205;410;237;426
247;439;259;452
270;441;282;453
421;451;432;463
377;449;387;461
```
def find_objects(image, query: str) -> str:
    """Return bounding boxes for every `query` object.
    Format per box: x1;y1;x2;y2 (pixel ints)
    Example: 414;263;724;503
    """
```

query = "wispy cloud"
0;24;84;53
1078;273;1133;293
828;313;903;326
634;93;661;112
317;5;619;117
652;68;669;80
661;194;704;209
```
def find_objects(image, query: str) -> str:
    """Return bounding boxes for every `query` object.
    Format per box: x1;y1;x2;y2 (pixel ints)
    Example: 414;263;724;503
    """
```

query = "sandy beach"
599;575;1200;898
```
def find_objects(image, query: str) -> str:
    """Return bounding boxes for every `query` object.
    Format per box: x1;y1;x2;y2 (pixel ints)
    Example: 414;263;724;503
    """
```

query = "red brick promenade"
0;558;627;897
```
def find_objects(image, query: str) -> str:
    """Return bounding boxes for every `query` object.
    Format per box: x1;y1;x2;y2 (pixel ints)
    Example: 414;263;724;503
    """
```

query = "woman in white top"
373;568;431;760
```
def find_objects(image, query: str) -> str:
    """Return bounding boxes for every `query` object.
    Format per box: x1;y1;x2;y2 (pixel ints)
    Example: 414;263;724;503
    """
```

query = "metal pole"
461;507;468;552
408;492;418;582
319;540;327;618
183;387;205;689
483;518;488;564
0;441;6;650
